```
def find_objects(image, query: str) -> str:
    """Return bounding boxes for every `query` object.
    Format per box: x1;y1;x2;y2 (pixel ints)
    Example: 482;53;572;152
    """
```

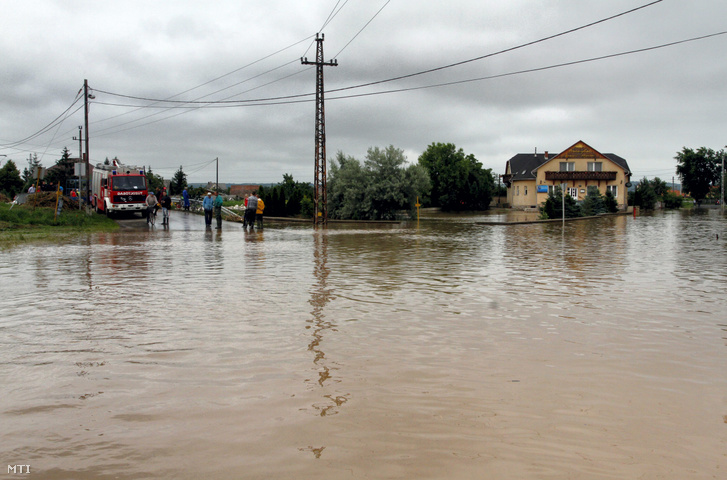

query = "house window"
606;185;618;197
559;162;575;172
587;162;602;172
516;186;520;196
587;185;599;196
524;186;528;196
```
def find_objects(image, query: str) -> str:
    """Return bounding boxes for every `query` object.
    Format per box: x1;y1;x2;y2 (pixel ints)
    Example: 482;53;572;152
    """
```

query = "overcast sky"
1;0;725;184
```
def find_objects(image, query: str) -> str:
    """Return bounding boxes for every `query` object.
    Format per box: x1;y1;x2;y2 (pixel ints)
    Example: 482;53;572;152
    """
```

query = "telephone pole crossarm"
301;33;338;226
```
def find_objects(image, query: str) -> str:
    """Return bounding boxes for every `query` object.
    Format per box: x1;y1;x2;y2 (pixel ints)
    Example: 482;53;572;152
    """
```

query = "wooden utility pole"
84;79;92;206
301;34;337;226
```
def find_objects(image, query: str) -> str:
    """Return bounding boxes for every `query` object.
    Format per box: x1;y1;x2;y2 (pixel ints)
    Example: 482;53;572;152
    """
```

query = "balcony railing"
545;171;617;181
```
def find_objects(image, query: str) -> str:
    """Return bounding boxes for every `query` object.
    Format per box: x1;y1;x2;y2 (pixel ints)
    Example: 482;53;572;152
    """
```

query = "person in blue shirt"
182;188;190;211
202;192;214;227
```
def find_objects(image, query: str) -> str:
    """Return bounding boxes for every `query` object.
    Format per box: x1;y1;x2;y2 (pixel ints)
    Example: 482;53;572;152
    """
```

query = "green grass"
0;203;118;249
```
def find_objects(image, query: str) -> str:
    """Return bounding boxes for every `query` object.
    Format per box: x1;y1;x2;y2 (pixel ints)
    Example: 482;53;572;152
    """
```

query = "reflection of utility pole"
301;34;338;226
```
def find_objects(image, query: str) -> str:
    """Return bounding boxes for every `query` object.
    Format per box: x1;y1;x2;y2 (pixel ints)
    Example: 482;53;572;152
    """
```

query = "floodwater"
1;209;726;479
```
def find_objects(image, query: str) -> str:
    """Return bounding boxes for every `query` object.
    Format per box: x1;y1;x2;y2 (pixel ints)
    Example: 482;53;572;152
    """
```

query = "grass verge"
0;203;119;249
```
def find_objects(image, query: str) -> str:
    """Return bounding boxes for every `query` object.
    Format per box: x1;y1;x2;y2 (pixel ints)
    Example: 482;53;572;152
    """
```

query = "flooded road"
1;209;726;479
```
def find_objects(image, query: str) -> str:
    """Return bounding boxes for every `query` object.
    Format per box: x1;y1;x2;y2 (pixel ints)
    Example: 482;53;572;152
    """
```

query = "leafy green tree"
328;151;367;219
328;146;430;220
145;167;164;193
539;186;581;219
22;153;42;187
675;147;722;206
662;191;683;209
650;177;668;198
604;190;619;213
581;188;606;216
45;147;75;189
170;165;188;195
0;160;24;198
634;177;657;210
418;142;493;211
287;188;302;216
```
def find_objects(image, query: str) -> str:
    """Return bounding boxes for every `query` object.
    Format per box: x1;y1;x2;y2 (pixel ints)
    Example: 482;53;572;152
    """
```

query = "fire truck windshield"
111;176;146;191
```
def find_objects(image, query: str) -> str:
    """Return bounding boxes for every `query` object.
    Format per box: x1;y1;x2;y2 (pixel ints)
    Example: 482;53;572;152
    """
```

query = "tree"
649;177;668;198
327;146;430;220
662;190;683;209
604;190;619;213
22;153;42;187
145;167;164;193
539;187;581;219
418;142;493;211
45;147;75;189
328;151;367;219
581;188;606;216
634;177;657;210
0;160;24;198
675;147;722;206
170;165;188;195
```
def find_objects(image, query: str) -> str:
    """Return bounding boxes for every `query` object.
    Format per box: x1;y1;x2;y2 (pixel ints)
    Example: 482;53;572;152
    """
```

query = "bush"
662;191;684;210
539;187;582;219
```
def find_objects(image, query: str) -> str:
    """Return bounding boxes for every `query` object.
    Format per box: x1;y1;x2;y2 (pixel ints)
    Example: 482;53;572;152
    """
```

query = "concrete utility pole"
301;34;338;226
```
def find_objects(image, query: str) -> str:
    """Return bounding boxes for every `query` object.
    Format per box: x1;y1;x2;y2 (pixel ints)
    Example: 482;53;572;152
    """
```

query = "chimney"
544;151;549;160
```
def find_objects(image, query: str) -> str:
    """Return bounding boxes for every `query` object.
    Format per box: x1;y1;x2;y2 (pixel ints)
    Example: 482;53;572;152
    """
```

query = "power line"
327;0;666;95
0;93;83;149
84;30;727;111
332;0;391;58
323;31;727;101
88;0;665;108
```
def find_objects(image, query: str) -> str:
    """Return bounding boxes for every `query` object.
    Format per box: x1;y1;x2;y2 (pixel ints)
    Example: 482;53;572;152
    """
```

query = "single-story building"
502;140;632;210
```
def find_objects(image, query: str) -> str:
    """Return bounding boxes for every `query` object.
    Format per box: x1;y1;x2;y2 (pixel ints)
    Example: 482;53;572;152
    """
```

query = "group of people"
242;192;264;230
145;188;172;225
202;191;225;229
143;188;265;230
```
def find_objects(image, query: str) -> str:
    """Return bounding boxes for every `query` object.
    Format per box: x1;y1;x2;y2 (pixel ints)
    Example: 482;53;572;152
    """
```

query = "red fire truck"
91;161;148;217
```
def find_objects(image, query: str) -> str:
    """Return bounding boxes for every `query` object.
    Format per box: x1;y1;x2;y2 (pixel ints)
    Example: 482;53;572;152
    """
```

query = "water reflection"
1;210;726;478
307;230;349;419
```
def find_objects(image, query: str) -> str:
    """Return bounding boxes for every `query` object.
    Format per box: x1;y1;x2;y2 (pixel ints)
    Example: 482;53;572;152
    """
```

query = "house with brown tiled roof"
229;184;260;199
502;140;632;210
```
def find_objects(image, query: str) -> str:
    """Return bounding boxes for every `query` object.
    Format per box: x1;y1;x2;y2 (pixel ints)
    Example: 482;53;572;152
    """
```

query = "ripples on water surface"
1;209;726;479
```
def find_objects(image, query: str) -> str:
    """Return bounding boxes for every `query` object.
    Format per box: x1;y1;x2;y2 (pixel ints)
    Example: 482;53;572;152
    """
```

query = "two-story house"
502;140;631;210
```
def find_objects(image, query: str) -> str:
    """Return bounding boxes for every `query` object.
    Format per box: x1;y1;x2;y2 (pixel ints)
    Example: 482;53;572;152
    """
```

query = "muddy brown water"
1;209;726;479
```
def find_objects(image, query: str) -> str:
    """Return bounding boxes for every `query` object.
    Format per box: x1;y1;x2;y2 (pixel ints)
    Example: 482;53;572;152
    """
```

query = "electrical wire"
0;93;83;149
84;30;727;111
333;0;391;58
88;0;665;108
324;31;727;101
90;34;317;130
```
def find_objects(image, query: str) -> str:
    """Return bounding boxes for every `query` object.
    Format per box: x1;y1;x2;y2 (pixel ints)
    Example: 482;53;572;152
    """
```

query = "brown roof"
229;184;260;198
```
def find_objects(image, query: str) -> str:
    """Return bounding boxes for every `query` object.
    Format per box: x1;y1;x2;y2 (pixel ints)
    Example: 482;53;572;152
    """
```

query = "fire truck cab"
92;161;148;217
